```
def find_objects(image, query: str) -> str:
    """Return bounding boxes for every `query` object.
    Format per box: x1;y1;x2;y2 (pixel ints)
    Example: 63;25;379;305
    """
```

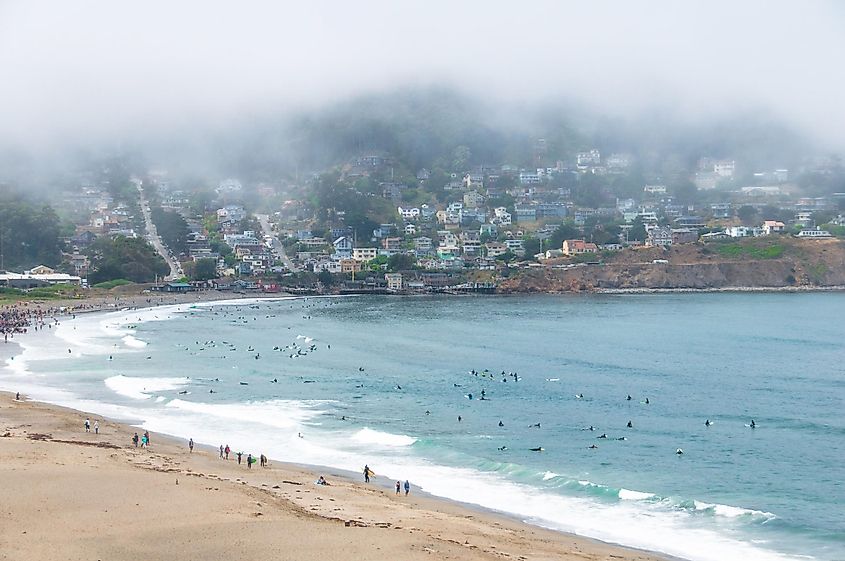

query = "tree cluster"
88;236;169;284
0;193;63;270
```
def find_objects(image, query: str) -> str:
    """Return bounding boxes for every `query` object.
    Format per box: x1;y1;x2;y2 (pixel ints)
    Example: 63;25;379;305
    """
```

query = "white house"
352;247;378;262
398;206;420;219
385;273;403;290
493;207;512;226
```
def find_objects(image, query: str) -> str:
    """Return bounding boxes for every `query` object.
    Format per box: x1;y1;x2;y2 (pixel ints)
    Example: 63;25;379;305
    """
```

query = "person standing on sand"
84;418;90;432
132;433;139;447
94;420;99;434
225;445;230;460
363;465;371;483
189;438;194;453
247;453;253;469
144;430;150;445
396;481;401;494
237;451;242;465
404;480;410;496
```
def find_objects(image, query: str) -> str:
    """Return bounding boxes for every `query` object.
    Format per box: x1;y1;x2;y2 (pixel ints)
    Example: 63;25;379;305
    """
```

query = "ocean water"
3;293;844;561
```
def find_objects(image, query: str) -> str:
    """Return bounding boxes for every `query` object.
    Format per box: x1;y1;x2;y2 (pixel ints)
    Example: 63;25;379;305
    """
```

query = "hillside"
498;238;845;293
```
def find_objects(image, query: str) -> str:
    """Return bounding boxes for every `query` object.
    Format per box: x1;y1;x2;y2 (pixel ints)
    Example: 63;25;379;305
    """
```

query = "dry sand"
0;392;669;561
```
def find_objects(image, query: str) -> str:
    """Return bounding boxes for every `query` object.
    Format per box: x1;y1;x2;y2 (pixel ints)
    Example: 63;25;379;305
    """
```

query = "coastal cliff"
498;238;845;293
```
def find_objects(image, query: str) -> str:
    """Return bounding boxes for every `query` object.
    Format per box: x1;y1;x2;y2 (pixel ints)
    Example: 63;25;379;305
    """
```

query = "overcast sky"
2;0;844;151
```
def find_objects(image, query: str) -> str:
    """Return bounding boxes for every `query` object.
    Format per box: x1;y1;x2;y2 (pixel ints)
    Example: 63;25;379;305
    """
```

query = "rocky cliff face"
498;238;845;293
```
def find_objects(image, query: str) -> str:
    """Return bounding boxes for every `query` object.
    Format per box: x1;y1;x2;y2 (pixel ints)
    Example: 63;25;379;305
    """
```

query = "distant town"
2;144;845;296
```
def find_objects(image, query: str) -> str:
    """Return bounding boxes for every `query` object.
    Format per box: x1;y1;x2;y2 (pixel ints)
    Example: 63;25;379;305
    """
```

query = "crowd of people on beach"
0;304;60;340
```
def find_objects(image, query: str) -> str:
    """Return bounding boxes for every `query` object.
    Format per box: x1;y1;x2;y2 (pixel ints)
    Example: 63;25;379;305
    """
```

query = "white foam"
542;471;559;481
351;427;417;447
122;335;147;348
618;488;655;501
104;375;190;400
695;501;776;520
165;398;327;429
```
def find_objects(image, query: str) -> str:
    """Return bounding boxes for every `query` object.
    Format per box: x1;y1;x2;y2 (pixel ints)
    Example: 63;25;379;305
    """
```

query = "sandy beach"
0;389;669;561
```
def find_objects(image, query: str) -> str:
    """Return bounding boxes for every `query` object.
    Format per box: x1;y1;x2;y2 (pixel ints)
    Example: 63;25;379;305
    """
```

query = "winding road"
135;179;182;281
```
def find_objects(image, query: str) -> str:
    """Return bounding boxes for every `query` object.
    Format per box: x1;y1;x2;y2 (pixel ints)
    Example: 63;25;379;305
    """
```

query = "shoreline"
595;284;845;294
1;294;823;561
0;306;677;561
0;388;671;561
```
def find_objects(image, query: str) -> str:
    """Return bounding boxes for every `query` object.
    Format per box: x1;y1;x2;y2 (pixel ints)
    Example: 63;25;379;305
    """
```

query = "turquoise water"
4;294;844;561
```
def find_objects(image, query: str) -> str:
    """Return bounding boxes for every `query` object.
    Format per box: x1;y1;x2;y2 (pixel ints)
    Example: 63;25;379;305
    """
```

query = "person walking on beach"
189;438;194;453
396;481;401;494
141;434;148;448
94;420;99;434
363;465;372;483
404;480;410;496
247;453;253;469
225;445;230;460
84;418;90;432
132;432;139;447
219;445;224;458
237;451;242;465
144;430;150;445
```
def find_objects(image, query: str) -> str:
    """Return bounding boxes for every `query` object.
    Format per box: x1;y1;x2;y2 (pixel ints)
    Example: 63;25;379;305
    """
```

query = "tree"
548;224;580;248
452;145;471;171
738;205;758;225
88;236;168;284
317;270;334;286
150;207;189;254
523;238;541;257
627;219;647;242
672;180;699;206
0;194;63;270
192;258;218;281
388;253;415;271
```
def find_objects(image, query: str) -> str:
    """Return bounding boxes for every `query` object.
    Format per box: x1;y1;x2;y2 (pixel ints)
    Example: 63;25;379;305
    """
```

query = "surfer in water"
705;419;711;427
750;419;756;428
627;420;633;428
529;447;543;452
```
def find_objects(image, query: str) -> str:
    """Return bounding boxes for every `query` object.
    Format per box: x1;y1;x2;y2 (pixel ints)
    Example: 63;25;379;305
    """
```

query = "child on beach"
132;433;139;447
94;421;99;434
396;481;401;494
84;418;90;432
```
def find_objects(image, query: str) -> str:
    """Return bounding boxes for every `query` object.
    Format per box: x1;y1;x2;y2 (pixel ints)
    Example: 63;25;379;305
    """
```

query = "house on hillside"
761;220;785;235
333;236;353;258
646;227;673;247
561;239;598;255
